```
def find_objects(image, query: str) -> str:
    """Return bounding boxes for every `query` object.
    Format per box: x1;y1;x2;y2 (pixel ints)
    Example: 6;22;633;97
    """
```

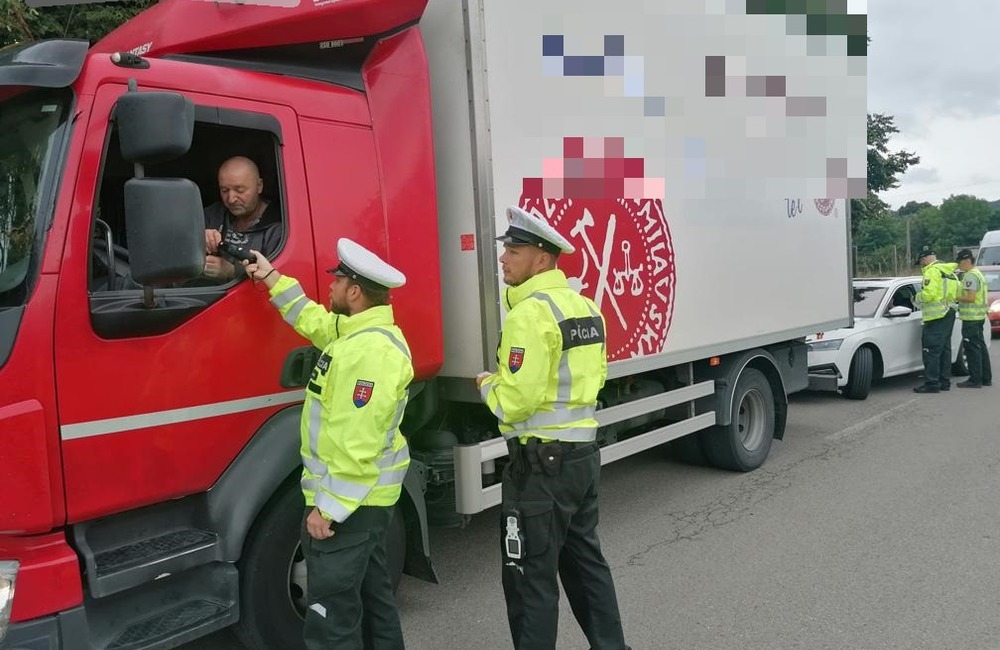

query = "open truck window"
89;110;286;293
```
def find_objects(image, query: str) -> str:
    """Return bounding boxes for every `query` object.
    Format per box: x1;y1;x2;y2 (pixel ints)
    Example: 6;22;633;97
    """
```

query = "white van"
978;230;1000;265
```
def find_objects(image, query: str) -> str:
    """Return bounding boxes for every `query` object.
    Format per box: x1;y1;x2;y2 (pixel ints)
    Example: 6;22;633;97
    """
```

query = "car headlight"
990;301;1000;314
0;561;17;643
809;339;843;351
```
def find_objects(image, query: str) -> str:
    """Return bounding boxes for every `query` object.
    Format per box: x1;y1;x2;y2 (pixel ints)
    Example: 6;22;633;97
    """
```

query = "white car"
806;277;991;400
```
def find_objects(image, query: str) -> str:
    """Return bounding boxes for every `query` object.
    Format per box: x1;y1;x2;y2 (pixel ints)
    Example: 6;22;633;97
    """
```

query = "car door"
898;281;926;372
877;281;923;376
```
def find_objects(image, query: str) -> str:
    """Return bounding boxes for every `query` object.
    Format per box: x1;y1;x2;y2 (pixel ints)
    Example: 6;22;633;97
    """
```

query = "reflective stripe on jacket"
480;269;608;443
269;275;412;522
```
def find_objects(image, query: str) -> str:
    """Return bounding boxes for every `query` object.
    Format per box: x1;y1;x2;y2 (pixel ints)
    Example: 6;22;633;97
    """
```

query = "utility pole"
905;217;912;266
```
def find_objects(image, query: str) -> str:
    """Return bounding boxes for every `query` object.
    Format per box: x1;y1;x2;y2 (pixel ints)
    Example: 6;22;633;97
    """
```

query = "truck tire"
842;346;873;400
702;368;775;472
234;482;407;650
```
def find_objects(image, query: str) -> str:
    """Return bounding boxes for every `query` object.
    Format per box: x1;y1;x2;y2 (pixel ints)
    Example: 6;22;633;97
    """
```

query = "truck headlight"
809;339;843;351
989;301;1000;314
0;561;17;643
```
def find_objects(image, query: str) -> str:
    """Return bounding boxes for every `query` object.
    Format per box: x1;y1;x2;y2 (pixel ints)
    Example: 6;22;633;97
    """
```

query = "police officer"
955;248;992;388
913;245;960;393
246;239;410;650
476;206;630;650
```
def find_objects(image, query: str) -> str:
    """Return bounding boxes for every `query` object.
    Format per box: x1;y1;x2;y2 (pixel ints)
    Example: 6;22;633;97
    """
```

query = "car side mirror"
886;305;912;318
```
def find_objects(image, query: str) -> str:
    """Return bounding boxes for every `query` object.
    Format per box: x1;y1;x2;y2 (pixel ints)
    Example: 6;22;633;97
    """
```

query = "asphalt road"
187;343;1000;650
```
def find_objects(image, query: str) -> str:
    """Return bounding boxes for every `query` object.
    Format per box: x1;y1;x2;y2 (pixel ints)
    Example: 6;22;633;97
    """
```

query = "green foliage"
850;113;920;231
854;196;1000;277
0;0;155;49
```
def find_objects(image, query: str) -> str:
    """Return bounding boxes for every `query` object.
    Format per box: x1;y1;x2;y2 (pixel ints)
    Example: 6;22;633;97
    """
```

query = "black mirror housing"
124;178;205;285
116;91;194;164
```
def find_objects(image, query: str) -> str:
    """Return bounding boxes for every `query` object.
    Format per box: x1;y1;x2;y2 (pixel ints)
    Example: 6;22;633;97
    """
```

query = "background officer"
476;206;630;650
913;244;959;393
247;239;411;650
955;248;992;388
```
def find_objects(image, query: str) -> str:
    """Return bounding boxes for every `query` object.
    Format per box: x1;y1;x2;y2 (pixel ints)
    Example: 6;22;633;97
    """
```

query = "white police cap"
496;205;575;255
328;238;406;289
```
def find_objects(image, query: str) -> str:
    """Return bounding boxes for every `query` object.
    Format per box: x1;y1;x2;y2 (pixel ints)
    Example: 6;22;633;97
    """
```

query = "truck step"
95;529;217;576
107;599;230;650
84;528;220;598
85;562;239;650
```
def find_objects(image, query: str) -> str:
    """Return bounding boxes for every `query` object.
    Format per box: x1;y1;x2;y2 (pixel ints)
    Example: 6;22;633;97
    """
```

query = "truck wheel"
234;483;407;650
702;368;775;472
842;346;873;400
952;342;969;376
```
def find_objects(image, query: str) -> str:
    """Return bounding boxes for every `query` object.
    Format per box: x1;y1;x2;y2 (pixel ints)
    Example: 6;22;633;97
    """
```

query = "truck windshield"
0;88;72;308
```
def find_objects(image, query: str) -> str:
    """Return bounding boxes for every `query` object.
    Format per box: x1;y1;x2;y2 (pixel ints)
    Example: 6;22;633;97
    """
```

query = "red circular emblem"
518;197;676;360
814;199;835;216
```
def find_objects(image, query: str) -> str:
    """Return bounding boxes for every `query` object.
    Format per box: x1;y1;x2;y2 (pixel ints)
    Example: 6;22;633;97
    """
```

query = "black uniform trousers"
961;319;993;385
500;439;629;650
301;505;404;650
921;309;956;388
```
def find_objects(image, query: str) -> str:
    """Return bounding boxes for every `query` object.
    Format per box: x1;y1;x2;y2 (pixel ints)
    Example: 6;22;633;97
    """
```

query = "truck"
0;1;865;648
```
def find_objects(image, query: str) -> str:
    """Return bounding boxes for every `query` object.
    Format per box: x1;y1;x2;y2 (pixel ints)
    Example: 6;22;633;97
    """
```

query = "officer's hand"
205;229;222;254
476;371;492;388
244;250;281;288
307;507;334;540
203;254;235;281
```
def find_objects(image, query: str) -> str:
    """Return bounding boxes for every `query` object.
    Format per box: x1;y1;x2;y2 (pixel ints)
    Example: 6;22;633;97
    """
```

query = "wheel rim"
286;542;307;620
737;389;767;451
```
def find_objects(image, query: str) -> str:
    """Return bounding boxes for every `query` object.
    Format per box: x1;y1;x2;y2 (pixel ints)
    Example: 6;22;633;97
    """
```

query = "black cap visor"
325;261;390;291
495;226;561;255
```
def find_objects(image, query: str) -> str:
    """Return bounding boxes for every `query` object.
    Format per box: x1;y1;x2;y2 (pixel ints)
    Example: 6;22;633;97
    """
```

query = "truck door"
53;81;316;522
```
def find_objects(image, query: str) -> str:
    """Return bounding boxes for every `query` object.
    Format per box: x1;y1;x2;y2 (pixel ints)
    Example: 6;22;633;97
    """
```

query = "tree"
851;113;920;232
0;0;155;48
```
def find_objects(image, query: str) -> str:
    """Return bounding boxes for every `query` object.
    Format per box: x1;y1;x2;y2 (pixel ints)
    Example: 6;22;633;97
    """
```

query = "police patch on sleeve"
508;347;525;373
923;278;930;286
353;380;375;407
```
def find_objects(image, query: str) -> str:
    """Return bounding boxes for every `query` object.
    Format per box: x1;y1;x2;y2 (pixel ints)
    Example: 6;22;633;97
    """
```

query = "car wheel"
702;368;775;471
843;346;873;400
952;341;969;376
234;482;407;650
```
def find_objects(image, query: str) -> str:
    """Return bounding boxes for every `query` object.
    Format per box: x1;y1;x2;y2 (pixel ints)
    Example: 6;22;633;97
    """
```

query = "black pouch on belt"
536;441;563;477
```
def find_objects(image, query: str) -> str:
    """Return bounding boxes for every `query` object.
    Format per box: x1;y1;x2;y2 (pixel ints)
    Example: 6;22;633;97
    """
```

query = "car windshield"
0;88;72;308
983;271;1000;292
852;285;888;318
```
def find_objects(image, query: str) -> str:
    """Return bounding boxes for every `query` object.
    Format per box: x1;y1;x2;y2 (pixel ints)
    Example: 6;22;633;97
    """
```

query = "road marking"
825;398;919;442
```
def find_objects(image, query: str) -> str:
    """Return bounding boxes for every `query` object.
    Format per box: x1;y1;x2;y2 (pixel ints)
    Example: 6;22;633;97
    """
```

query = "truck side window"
89;114;286;292
88;106;288;338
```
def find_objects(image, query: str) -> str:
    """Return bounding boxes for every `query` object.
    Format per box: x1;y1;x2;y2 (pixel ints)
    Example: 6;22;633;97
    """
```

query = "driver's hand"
204;254;234;280
205;229;222;254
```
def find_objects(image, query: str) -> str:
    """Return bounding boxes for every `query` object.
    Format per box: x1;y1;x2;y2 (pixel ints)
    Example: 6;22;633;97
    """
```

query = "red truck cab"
0;1;442;647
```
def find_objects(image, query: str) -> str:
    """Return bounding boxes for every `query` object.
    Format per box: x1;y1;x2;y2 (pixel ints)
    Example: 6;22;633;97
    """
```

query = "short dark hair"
956;249;975;262
348;279;389;306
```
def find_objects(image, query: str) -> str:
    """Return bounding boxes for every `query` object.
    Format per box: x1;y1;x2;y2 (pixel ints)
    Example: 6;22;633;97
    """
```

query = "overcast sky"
868;0;1000;208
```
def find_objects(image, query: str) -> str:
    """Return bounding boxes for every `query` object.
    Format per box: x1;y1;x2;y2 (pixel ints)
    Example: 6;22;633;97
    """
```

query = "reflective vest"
479;269;608;443
269;275;412;523
959;267;989;321
917;261;959;322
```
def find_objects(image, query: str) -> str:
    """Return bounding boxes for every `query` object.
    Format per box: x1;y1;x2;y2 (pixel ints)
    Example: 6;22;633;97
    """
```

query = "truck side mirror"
115;90;194;164
124;178;205;285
